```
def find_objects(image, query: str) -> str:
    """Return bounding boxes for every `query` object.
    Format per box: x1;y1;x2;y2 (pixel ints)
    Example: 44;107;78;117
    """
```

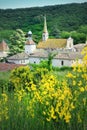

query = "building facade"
7;16;85;67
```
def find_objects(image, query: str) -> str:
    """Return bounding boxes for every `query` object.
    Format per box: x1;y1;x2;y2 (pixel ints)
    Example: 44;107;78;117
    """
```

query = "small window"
21;60;25;63
61;61;64;66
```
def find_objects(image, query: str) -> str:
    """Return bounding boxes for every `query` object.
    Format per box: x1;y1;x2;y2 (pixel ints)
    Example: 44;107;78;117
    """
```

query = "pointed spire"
42;15;49;41
43;15;48;33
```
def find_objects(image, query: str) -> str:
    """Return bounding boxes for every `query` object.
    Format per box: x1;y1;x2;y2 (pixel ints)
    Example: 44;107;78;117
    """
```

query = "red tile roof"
25;39;35;45
0;63;25;71
0;40;9;51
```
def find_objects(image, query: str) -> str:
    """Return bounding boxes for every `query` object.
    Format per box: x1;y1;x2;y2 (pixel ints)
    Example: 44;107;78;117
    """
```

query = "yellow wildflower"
73;80;76;86
79;87;84;92
66;72;74;78
64;112;71;123
78;81;82;86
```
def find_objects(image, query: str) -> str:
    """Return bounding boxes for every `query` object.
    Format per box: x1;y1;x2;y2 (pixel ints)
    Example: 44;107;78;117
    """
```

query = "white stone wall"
8;57;73;67
29;57;43;64
52;59;72;67
29;57;72;67
8;59;29;64
25;44;36;55
66;37;74;49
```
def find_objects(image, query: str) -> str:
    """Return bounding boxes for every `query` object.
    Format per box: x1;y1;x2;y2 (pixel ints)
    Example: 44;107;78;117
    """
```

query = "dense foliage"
9;29;25;55
0;2;87;43
0;3;87;31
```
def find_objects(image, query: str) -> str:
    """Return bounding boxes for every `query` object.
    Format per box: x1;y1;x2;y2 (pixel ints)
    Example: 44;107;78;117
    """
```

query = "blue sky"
0;0;87;9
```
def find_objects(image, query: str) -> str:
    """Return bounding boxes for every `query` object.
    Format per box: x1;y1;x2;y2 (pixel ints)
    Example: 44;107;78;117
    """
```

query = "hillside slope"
0;2;87;32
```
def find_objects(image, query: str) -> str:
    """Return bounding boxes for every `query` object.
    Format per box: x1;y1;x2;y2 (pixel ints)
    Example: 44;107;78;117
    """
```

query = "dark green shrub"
0;79;9;93
60;66;72;71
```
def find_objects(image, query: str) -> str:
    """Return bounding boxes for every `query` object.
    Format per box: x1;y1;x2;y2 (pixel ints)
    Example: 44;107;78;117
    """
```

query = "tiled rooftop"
25;39;35;45
7;52;29;60
37;39;67;49
0;63;25;71
29;51;83;60
0;40;9;51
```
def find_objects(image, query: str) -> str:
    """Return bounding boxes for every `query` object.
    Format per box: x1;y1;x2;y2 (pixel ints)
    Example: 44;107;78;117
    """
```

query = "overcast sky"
0;0;87;9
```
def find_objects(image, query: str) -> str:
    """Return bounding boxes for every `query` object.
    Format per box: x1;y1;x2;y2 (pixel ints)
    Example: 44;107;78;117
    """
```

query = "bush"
60;66;72;71
0;79;9;93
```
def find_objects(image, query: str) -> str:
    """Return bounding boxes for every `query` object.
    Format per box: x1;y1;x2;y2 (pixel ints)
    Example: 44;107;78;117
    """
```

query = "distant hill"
0;2;87;31
0;2;87;43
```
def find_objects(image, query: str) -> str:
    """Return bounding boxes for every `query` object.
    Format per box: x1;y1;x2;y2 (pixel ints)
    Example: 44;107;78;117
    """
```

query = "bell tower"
25;31;36;54
66;36;74;49
42;15;49;41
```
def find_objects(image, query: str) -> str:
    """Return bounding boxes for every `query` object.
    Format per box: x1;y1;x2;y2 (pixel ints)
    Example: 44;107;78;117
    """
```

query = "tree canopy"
9;29;25;55
0;3;87;32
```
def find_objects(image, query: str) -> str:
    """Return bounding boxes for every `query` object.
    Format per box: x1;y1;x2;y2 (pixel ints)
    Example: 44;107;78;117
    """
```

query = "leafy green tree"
70;31;86;44
51;25;61;38
61;31;70;39
0;30;14;42
61;31;86;44
78;25;87;34
9;29;25;55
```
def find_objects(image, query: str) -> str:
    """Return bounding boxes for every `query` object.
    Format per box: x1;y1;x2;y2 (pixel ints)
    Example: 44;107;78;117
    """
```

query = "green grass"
0;71;10;80
0;71;11;93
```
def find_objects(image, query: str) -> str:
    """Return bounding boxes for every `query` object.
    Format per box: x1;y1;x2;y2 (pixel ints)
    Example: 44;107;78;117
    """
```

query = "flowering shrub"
67;62;87;126
35;75;73;123
10;59;87;129
10;66;49;90
0;47;87;130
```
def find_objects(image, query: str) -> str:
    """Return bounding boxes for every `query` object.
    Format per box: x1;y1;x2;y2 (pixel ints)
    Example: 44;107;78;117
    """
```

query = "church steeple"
42;15;49;41
43;15;48;33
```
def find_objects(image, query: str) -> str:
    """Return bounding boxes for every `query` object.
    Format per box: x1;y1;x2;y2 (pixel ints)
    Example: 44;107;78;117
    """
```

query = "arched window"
61;60;64;66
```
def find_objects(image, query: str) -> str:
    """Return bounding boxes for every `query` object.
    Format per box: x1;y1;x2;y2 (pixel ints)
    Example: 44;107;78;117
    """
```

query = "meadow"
0;58;87;130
